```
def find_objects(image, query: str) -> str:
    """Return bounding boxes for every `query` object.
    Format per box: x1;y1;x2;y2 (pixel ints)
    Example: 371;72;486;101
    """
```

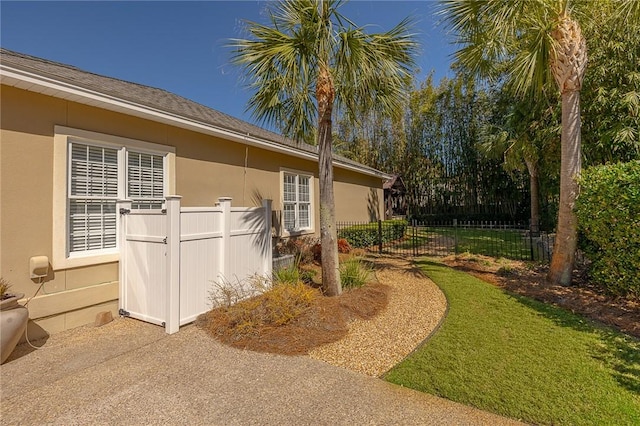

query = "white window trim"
279;168;314;237
53;126;175;270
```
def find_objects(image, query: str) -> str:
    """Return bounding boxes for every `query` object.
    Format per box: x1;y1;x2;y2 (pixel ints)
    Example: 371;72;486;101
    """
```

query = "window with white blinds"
127;151;164;209
283;172;312;231
68;141;165;255
69;143;119;253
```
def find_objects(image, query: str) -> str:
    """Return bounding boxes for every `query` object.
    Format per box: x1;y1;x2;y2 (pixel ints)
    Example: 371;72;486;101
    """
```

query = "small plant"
273;265;300;286
277;237;318;265
496;264;515;276
0;278;12;300
311;243;322;262
299;268;317;285
350;248;367;258
208;274;270;309
203;281;318;339
339;258;372;289
337;238;352;254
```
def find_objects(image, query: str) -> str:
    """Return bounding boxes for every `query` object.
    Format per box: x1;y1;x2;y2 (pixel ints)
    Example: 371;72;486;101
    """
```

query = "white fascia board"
1;65;388;179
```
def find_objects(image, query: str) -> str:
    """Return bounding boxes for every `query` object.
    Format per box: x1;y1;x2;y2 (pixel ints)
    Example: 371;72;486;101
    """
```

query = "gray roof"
0;47;386;178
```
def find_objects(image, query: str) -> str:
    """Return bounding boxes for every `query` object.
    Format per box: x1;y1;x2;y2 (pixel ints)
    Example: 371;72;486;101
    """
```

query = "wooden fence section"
118;196;272;334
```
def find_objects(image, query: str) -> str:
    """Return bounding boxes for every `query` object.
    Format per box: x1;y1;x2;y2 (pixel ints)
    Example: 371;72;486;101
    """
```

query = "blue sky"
1;1;456;127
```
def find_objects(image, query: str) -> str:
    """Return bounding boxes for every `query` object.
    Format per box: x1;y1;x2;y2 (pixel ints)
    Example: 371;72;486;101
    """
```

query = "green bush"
338;220;407;248
575;161;640;297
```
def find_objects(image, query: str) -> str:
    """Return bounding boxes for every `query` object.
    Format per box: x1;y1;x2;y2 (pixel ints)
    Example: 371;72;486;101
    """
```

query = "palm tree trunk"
547;90;581;285
547;14;586;286
317;64;341;296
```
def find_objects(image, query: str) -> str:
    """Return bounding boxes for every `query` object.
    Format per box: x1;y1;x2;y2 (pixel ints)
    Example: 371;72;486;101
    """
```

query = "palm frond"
229;0;419;142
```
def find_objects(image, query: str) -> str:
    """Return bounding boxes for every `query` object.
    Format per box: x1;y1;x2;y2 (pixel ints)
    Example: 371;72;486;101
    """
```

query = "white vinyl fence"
118;196;272;334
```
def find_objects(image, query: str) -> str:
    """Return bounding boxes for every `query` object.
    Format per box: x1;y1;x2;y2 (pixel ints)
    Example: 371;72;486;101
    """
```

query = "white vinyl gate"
118;196;272;334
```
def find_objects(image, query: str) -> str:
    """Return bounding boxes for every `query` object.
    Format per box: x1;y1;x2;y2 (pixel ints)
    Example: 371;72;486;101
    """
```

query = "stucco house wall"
0;49;386;338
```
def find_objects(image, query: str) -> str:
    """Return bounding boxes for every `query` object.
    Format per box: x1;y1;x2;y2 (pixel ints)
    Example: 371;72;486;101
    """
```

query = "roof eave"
0;64;390;180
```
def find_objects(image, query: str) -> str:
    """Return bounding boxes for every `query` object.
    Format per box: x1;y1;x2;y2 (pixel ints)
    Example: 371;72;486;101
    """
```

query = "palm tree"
230;0;417;295
479;92;560;235
440;0;639;285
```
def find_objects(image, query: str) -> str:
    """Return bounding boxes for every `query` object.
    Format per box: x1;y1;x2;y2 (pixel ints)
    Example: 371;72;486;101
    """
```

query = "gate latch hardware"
119;208;131;215
163;237;167;244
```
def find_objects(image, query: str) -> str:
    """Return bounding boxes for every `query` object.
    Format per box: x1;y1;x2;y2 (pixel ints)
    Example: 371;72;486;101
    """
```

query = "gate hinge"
119;309;130;317
119;208;131;215
163;237;167;244
161;209;167;214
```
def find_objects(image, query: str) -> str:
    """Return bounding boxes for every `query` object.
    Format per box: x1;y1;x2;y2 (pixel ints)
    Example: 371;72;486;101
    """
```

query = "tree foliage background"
336;4;639;229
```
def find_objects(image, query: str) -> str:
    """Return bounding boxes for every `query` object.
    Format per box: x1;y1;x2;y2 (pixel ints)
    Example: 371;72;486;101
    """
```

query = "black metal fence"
337;219;553;262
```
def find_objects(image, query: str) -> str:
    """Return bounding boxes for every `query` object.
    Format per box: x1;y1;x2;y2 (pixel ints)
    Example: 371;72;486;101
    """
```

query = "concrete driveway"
1;318;524;425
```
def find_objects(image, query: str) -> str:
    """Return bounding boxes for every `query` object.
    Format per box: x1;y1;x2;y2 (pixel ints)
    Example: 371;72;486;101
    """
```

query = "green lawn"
391;227;534;259
385;259;640;426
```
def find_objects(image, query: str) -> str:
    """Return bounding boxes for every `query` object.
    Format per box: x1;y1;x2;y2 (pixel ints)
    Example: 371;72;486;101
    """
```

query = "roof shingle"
0;48;385;177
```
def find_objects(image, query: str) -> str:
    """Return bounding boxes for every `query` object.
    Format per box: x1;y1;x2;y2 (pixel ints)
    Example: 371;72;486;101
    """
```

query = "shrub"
311;238;352;262
206;281;318;338
575;161;640;297
338;220;407;248
339;258;373;289
277;236;318;265
337;238;352;254
311;243;322;262
208;274;270;309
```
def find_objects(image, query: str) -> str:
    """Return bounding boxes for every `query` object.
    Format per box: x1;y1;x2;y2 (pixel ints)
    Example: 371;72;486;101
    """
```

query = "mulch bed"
442;254;640;339
196;282;389;356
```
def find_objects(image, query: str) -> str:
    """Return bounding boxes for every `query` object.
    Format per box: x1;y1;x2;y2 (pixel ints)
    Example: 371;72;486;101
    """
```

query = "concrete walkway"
1;318;524;425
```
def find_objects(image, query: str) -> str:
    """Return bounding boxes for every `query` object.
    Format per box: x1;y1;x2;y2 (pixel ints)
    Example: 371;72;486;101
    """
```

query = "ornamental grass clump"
0;278;11;299
339;258;373;289
273;265;300;286
199;280;318;341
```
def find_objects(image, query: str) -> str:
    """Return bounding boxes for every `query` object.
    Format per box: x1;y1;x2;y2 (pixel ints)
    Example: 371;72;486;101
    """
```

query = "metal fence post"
378;219;383;254
529;220;535;261
453;218;458;254
412;219;417;257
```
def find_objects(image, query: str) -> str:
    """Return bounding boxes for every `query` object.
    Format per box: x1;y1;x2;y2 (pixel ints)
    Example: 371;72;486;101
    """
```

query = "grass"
385;259;640;426
388;226;533;260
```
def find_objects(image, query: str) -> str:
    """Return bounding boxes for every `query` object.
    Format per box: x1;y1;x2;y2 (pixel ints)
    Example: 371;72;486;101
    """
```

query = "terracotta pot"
1;293;29;364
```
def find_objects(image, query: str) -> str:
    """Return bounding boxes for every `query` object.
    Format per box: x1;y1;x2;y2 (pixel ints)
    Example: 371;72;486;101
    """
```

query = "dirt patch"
196;282;390;356
442;254;640;338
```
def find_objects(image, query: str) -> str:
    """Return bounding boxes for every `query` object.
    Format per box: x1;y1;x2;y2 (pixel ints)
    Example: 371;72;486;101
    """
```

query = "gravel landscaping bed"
308;256;448;377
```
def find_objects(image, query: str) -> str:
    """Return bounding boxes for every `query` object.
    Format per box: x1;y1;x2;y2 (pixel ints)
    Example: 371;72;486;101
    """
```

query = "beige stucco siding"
1;84;384;336
334;168;383;223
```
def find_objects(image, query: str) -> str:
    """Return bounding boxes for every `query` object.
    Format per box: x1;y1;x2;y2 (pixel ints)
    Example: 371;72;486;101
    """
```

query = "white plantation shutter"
68;142;118;253
67;142;166;256
298;176;310;228
127;151;165;209
283;172;311;231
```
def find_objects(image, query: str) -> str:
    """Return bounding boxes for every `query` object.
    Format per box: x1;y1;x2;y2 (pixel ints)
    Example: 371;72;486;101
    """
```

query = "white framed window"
281;170;313;234
53;126;175;269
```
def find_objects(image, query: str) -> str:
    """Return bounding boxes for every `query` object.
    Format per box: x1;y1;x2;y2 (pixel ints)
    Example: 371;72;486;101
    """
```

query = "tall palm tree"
230;0;417;295
440;0;639;285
